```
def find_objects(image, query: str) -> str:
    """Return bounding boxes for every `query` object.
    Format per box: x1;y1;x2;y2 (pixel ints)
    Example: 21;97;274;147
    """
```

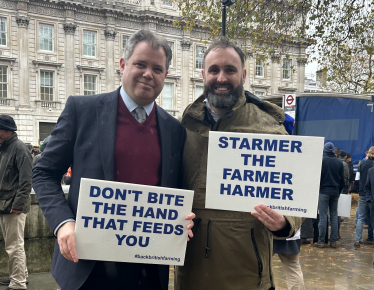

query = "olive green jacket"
0;133;32;213
175;92;303;290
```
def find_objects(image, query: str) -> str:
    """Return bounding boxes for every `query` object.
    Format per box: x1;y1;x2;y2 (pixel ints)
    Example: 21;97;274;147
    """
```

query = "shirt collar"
120;86;154;116
204;98;232;122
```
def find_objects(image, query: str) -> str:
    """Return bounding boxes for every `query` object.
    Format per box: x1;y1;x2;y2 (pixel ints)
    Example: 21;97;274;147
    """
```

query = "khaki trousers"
0;213;28;289
278;253;305;290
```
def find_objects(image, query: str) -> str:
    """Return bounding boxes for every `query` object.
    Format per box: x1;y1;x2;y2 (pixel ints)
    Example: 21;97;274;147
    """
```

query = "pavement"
1;207;374;290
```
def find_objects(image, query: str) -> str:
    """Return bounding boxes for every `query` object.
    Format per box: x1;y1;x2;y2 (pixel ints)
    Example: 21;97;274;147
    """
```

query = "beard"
205;81;244;109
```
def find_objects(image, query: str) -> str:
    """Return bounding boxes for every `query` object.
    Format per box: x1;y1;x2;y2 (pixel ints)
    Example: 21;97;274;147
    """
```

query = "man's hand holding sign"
251;204;287;231
73;179;194;265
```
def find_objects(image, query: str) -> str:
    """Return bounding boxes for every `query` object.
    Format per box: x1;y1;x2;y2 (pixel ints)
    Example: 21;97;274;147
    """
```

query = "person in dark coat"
313;142;345;248
0;115;32;290
346;153;355;188
355;146;374;248
32;30;195;290
365;164;374;246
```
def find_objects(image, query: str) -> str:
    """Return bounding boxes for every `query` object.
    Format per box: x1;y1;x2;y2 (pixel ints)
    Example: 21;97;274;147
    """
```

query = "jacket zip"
251;228;263;287
266;231;274;288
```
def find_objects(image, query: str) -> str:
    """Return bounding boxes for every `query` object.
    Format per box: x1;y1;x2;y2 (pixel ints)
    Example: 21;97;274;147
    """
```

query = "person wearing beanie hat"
313;142;345;248
323;142;335;155
0;114;32;289
0;115;17;132
31;144;40;159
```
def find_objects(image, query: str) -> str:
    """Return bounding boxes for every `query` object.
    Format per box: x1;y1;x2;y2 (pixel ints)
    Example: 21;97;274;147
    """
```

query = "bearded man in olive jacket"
175;38;303;290
0;115;32;290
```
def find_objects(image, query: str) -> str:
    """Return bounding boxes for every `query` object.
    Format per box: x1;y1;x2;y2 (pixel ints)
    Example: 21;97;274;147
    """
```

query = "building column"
63;22;77;99
104;27;117;91
180;39;191;112
270;55;280;95
16;14;30;107
297;58;307;92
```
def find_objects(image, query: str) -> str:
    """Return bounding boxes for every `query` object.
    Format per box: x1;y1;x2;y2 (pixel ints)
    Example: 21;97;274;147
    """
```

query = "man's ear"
242;68;247;84
202;69;206;81
119;58;126;74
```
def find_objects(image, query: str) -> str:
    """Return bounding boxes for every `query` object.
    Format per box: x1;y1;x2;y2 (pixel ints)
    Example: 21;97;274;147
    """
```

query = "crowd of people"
0;28;370;290
298;146;374;251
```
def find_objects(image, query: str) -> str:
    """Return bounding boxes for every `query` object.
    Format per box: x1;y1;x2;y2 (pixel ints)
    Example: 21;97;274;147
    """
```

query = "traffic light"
222;0;236;6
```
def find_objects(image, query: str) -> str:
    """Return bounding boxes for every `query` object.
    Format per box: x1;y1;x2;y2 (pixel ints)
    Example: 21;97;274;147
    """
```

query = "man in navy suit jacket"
32;29;194;290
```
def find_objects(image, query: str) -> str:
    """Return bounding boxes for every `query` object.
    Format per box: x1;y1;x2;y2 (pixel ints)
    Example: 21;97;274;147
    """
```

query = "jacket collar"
0;132;17;150
96;87;120;181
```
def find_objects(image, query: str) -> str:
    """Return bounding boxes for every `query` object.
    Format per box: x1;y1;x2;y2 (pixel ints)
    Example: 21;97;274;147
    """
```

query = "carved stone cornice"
0;56;17;70
63;22;77;35
297;57;308;67
180;40;191;51
16;15;29;28
104;27;117;40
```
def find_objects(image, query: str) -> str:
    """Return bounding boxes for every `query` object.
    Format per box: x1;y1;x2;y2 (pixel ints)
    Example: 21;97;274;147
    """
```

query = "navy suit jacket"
32;87;185;290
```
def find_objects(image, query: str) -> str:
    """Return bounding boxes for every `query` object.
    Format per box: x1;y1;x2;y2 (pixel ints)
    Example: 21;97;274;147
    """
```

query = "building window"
162;83;173;110
0;17;6;46
40;71;54;101
168;41;174;67
84;75;97;95
255;59;264;77
83;30;97;57
196;46;205;70
255;91;265;97
195;85;204;99
122;35;129;50
39;24;54;51
0;66;7;98
163;0;173;6
283;59;292;80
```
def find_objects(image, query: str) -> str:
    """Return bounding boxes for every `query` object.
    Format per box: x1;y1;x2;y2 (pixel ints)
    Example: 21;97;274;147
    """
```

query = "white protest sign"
75;178;194;265
206;132;324;218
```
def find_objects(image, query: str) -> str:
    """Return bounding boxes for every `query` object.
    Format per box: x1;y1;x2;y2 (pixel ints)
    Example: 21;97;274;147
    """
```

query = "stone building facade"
0;0;308;144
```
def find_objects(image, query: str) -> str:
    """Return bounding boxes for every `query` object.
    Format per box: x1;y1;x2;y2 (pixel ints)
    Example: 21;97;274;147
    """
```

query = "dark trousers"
313;214;328;244
369;202;374;240
79;261;163;290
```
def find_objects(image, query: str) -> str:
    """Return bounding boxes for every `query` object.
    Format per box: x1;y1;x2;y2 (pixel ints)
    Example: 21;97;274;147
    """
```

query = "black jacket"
0;133;32;213
319;152;345;196
365;168;374;201
359;158;374;197
32;87;185;290
347;161;354;183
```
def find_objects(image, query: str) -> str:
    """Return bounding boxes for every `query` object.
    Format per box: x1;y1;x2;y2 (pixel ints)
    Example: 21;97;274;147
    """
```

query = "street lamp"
222;0;236;36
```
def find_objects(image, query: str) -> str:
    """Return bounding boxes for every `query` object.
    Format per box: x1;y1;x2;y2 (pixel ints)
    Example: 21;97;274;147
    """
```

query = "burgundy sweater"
113;95;162;186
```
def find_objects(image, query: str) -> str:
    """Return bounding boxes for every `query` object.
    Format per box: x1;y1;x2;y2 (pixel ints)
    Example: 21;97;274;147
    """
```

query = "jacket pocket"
0;164;17;194
195;217;266;286
0;195;15;213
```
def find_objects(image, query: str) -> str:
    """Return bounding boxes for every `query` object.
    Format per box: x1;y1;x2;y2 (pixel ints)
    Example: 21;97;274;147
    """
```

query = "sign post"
283;94;296;119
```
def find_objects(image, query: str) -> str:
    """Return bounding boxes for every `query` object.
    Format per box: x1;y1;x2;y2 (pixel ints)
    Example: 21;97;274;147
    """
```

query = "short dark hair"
123;29;172;71
203;37;246;69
